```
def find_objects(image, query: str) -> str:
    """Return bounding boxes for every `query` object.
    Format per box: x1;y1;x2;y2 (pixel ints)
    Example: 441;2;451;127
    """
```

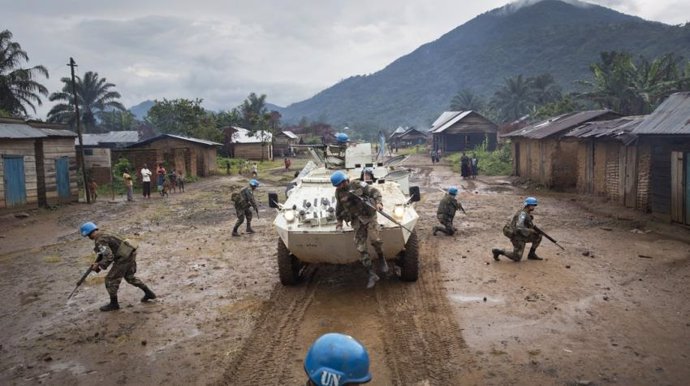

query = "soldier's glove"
90;263;101;273
377;203;383;211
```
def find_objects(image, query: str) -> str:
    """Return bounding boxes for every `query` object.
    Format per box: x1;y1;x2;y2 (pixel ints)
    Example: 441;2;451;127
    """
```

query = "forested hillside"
278;0;690;129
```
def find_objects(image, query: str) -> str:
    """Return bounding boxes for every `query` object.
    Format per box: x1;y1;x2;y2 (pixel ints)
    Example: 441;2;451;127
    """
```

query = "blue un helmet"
524;196;538;207
448;186;458;196
79;222;98;237
336;133;349;144
304;333;372;386
249;179;260;187
330;171;348;187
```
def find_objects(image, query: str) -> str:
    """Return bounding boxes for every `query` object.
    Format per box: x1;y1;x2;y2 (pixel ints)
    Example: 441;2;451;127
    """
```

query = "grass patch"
446;139;512;176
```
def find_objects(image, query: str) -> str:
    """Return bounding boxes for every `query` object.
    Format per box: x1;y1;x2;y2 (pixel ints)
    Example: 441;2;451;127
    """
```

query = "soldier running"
433;186;464;236
331;170;387;289
232;179;259;236
492;196;544;262
79;222;156;312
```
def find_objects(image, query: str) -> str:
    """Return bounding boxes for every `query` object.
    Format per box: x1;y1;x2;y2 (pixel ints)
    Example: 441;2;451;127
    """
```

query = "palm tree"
491;75;535;122
450;89;486;112
579;51;690;115
0;30;49;117
529;73;562;106
47;71;125;133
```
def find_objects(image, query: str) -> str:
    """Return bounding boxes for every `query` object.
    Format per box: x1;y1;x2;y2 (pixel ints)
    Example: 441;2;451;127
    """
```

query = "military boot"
140;285;157;302
492;248;503;261
378;253;389;274
527;249;543;260
232;225;240;237
366;269;380;289
99;295;120;312
246;220;255;234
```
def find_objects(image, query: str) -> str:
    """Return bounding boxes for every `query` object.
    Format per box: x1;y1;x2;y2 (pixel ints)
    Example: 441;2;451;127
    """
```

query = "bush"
446;139;512;176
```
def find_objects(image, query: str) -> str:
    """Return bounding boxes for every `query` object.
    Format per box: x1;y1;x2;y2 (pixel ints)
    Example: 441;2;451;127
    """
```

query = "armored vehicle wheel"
277;238;301;285
399;230;419;281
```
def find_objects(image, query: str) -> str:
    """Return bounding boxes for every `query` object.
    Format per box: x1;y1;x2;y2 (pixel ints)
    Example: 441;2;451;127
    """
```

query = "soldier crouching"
492;196;543;262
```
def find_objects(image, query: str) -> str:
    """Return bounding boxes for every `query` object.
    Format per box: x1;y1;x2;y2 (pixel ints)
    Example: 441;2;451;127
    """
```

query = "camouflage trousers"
505;233;542;261
234;207;253;229
433;214;455;235
105;252;146;297
352;218;383;269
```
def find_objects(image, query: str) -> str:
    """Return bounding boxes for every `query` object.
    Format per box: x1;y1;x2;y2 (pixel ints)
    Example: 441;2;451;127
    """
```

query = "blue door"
685;152;690;225
55;157;70;199
3;156;27;207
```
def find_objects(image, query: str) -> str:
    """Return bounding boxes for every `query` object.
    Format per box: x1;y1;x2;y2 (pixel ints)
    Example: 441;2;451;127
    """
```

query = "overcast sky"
3;0;688;119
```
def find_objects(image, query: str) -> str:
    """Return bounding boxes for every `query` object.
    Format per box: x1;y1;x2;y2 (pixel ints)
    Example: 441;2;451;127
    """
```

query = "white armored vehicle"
269;142;421;285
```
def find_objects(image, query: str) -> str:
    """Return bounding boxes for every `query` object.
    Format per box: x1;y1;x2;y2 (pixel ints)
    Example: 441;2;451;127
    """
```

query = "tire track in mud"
375;235;479;385
217;270;318;385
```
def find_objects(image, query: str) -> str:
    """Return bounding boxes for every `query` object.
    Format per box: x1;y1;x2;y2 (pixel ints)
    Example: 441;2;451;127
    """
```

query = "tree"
490;74;535;122
47;71;125;133
0;30;49;117
239;92;268;130
529;73;562;106
450;89;486;112
99;110;137;131
578;51;690;115
145;98;221;141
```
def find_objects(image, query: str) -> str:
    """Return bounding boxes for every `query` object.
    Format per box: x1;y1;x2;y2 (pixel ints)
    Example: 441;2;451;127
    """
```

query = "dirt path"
1;155;689;386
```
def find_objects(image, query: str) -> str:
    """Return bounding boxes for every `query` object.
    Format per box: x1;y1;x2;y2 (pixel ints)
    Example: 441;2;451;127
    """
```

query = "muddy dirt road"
1;154;689;386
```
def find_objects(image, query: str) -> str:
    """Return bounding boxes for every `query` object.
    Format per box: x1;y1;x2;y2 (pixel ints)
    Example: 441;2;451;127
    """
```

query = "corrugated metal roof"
503;110;620;139
129;134;222;148
430;111;473;133
0;119;75;139
399;127;428;138
38;128;77;137
565;116;644;145
280;130;298;139
231;127;272;143
0;122;48;139
77;131;139;146
632;92;690;135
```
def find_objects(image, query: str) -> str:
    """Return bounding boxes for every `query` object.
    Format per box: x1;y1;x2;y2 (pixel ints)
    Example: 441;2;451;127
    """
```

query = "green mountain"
129;100;154;120
278;0;690;129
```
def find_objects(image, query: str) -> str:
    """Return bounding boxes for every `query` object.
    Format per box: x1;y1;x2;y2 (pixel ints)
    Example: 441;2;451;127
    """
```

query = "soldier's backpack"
231;191;243;206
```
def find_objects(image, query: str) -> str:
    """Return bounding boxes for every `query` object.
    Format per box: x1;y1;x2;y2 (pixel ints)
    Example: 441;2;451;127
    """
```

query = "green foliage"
577;51;690;115
99;110;137;131
447;139;512;176
111;158;133;193
145;98;222;141
0;29;49;117
47;71;125;133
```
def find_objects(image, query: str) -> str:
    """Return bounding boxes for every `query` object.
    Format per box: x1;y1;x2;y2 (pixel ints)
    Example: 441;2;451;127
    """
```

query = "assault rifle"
347;190;414;233
533;226;565;250
67;253;103;300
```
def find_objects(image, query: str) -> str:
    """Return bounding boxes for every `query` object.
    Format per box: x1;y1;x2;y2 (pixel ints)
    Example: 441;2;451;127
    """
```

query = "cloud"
2;0;686;119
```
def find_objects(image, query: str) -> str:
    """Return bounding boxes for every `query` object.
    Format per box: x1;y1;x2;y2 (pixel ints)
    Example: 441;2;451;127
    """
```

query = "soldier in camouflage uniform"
492;196;543;262
232;179;260;236
79;222;156;312
433;186;464;236
331;170;386;289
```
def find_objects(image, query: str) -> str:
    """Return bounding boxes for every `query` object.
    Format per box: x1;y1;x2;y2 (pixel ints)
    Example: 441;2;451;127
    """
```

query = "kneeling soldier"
492;197;543;262
433;186;463;236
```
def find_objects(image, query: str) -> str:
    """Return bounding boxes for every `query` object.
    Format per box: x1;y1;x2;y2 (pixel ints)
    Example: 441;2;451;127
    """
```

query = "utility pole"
69;57;90;203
